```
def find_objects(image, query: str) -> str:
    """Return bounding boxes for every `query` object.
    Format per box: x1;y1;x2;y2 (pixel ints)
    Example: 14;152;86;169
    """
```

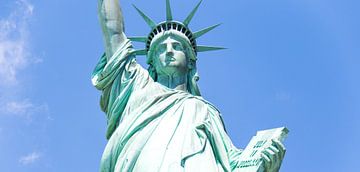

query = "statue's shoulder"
181;95;227;130
183;95;222;115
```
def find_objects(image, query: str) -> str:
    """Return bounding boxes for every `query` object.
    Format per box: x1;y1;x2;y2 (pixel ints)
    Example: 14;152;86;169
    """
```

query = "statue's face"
153;37;189;76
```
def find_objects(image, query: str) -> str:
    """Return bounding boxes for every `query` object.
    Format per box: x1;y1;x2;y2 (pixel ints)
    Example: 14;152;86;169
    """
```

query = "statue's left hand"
261;139;286;172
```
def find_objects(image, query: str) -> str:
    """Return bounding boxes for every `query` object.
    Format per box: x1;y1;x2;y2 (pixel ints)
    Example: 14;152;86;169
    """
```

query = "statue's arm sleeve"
91;40;136;91
207;107;243;171
95;0;153;139
92;40;151;139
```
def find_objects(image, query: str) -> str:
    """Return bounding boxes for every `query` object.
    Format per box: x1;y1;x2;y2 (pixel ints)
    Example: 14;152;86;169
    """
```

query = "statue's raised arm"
98;0;126;59
94;0;141;139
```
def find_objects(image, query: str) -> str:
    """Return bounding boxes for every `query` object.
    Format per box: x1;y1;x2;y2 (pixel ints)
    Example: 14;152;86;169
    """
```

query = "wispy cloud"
0;0;38;86
0;99;49;122
3;100;34;115
19;151;42;165
0;2;50;168
0;0;49;122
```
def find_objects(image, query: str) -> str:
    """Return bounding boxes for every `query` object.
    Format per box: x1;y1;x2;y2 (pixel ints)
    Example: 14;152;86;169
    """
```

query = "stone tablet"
236;127;289;172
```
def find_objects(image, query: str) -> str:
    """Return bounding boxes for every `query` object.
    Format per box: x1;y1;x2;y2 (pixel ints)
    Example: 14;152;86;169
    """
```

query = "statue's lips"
165;57;176;62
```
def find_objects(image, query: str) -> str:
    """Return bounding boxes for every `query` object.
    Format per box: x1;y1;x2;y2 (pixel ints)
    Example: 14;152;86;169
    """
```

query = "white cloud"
3;100;34;115
19;151;42;165
0;3;50;168
0;99;49;122
0;1;49;122
0;0;38;86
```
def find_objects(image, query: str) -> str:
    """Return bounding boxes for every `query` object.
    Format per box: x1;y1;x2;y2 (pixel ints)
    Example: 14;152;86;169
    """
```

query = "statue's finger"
262;149;275;170
273;139;286;159
263;148;275;166
261;153;271;171
273;139;286;152
269;145;279;153
268;145;280;166
261;152;271;162
265;148;275;156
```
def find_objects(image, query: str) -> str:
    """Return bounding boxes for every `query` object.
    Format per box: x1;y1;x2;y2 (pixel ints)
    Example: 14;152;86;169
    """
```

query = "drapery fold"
92;39;243;172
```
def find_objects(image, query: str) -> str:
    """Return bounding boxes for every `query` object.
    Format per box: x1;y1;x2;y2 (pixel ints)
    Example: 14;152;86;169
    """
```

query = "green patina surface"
93;0;287;171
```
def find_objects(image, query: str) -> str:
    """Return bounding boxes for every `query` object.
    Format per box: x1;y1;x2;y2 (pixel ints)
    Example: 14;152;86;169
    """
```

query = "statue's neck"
157;74;187;92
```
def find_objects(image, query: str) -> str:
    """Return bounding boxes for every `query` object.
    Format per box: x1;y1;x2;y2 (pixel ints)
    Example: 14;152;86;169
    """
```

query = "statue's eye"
173;43;183;51
157;44;166;53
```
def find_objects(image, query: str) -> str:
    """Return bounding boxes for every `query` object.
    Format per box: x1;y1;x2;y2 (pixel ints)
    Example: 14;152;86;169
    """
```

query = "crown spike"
132;4;157;29
133;49;147;56
128;36;147;43
196;45;226;52
166;0;173;21
193;23;221;39
183;0;202;26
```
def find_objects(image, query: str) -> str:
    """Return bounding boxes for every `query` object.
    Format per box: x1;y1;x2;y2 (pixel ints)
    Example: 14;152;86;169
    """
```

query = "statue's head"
147;29;200;95
131;0;224;96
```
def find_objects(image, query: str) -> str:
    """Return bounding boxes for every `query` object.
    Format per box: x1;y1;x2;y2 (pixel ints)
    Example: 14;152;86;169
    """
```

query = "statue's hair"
146;30;201;96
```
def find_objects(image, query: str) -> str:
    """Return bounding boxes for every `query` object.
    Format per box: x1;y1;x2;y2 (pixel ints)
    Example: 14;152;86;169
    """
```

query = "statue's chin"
157;65;188;76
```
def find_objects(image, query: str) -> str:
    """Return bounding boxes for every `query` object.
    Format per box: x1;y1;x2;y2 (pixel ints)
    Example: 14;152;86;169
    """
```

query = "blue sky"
0;0;359;171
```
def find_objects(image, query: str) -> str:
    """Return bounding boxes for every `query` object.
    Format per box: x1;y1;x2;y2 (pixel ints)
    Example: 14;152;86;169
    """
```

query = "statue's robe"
92;40;242;172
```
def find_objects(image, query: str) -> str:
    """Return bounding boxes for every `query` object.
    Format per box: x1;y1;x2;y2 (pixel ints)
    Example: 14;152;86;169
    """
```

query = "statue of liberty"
92;0;286;171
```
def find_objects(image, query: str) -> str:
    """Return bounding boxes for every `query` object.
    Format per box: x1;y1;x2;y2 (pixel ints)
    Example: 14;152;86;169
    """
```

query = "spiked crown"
130;0;224;57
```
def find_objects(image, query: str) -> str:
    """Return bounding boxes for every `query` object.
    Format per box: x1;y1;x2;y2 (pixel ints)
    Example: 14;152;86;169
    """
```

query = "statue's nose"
166;45;174;56
166;51;174;57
